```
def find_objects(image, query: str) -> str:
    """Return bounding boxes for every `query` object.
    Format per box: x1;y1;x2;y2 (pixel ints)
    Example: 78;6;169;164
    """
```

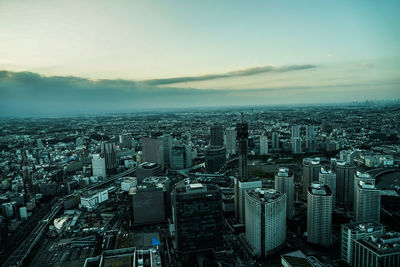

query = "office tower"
171;145;192;170
291;137;302;154
101;142;118;173
237;113;249;181
205;146;226;173
225;127;237;156
271;132;280;152
319;168;336;209
160;134;173;168
307;181;332;247
172;179;223;257
210;124;224;147
92;154;106;178
341;222;384;265
353;232;400;267
119;133;132;149
291;125;300;138
335;160;356;209
330;158;337;173
306;125;316;153
302;158;321;199
355;180;381;223
136;162;163;184
132;176;170;225
259;135;268;155
142;137;165;169
354;171;375;206
275;167;294;219
234;179;262;224
245;188;286;257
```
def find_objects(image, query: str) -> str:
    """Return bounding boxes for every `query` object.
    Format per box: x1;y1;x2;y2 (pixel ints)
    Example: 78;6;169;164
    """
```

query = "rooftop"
308;181;332;196
247;188;284;202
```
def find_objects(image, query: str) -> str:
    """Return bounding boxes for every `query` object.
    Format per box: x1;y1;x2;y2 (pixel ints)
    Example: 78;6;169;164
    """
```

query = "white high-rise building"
245;188;286;257
234;179;262;224
291;137;302;154
274;167;294;219
302;158;321;199
260;135;268;155
307;181;333;247
354;180;381;223
225;127;236;156
306;125;316;152
353;171;375;206
92;154;106;178
319;168;336;209
291;125;300;138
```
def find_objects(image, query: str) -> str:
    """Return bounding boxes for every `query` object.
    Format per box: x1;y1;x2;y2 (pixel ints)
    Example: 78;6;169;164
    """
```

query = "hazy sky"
0;0;399;115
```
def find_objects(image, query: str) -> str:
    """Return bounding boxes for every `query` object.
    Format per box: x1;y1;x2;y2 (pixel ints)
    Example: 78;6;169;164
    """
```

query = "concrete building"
204;146;226;173
354;171;375;206
136;162;163;184
260;135;268;155
80;189;109;209
92;154;106;178
306;125;316;153
319;168;336;209
210;124;224;147
355;180;381;223
291;137;302;154
119;133;132;149
245;188;286;257
302;158;321;199
234;179;262;224
275;167;294;219
341;222;385;265
133;176;170;225
160;134;173;168
101;142;118;173
353;232;400;267
172;179;222;257
335;159;356;209
307;181;332;247
121;177;137;192
142;137;165;169
225;127;236;156
170;145;192;170
237;113;249;181
291;125;300;138
271;132;280;152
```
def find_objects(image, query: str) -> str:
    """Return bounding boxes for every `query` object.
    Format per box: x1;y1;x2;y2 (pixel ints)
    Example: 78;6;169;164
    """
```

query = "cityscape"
1;1;400;267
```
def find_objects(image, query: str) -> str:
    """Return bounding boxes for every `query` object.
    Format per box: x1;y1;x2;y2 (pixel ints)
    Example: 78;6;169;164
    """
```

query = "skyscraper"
210;124;224;147
271;131;280;152
142;136;165;169
341;222;384;265
354;180;381;223
353;171;375;206
171;145;192;170
160;134;173;168
335;160;356;209
205;124;226;173
259;135;268;155
275;167;294;219
319;168;336;209
291;125;300;138
302;158;321;199
101;142;117;173
237;113;248;181
225;127;237;156
234;179;262;224
245;188;286;257
172;179;223;258
306;125;316;153
307;181;332;247
92;153;106;178
119;133;132;149
291;137;302;154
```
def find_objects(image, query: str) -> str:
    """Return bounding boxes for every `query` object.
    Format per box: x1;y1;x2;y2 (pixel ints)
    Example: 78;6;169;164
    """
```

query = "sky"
0;0;399;116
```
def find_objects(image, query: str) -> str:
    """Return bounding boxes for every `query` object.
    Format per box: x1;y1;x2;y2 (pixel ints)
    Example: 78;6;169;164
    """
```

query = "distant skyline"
0;0;399;115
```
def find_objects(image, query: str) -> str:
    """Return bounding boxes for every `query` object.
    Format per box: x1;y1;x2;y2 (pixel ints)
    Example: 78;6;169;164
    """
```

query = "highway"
1;167;136;267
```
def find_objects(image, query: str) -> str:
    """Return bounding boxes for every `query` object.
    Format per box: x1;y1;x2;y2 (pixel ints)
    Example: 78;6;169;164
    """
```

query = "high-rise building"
335;160;356;209
172;179;223;257
306;125;316;153
234;179;262;224
307;181;332;247
259;135;268;155
291;137;302;154
341;222;384;265
225;127;237;156
291;125;300;138
319;168;336;209
160;134;173;168
302;158;321;199
353;232;400;267
354;171;375;206
271;132;280;152
92;154;106;178
210;124;224;147
142;137;165;169
354;180;381;223
171;145;192;170
245;188;286;257
237;113;248;181
132;176;170;225
205;146;226;173
101;142;118;173
119;134;132;149
136;162;163;184
275;167;294;219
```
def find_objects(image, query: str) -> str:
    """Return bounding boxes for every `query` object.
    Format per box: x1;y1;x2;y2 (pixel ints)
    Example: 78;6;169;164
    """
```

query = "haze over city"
1;0;399;116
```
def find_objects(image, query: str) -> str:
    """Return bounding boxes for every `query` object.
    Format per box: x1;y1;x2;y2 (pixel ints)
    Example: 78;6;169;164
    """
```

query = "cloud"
142;64;317;85
356;63;374;69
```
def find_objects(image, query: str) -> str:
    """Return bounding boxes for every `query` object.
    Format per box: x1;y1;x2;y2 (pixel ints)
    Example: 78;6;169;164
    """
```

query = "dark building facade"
172;180;223;257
